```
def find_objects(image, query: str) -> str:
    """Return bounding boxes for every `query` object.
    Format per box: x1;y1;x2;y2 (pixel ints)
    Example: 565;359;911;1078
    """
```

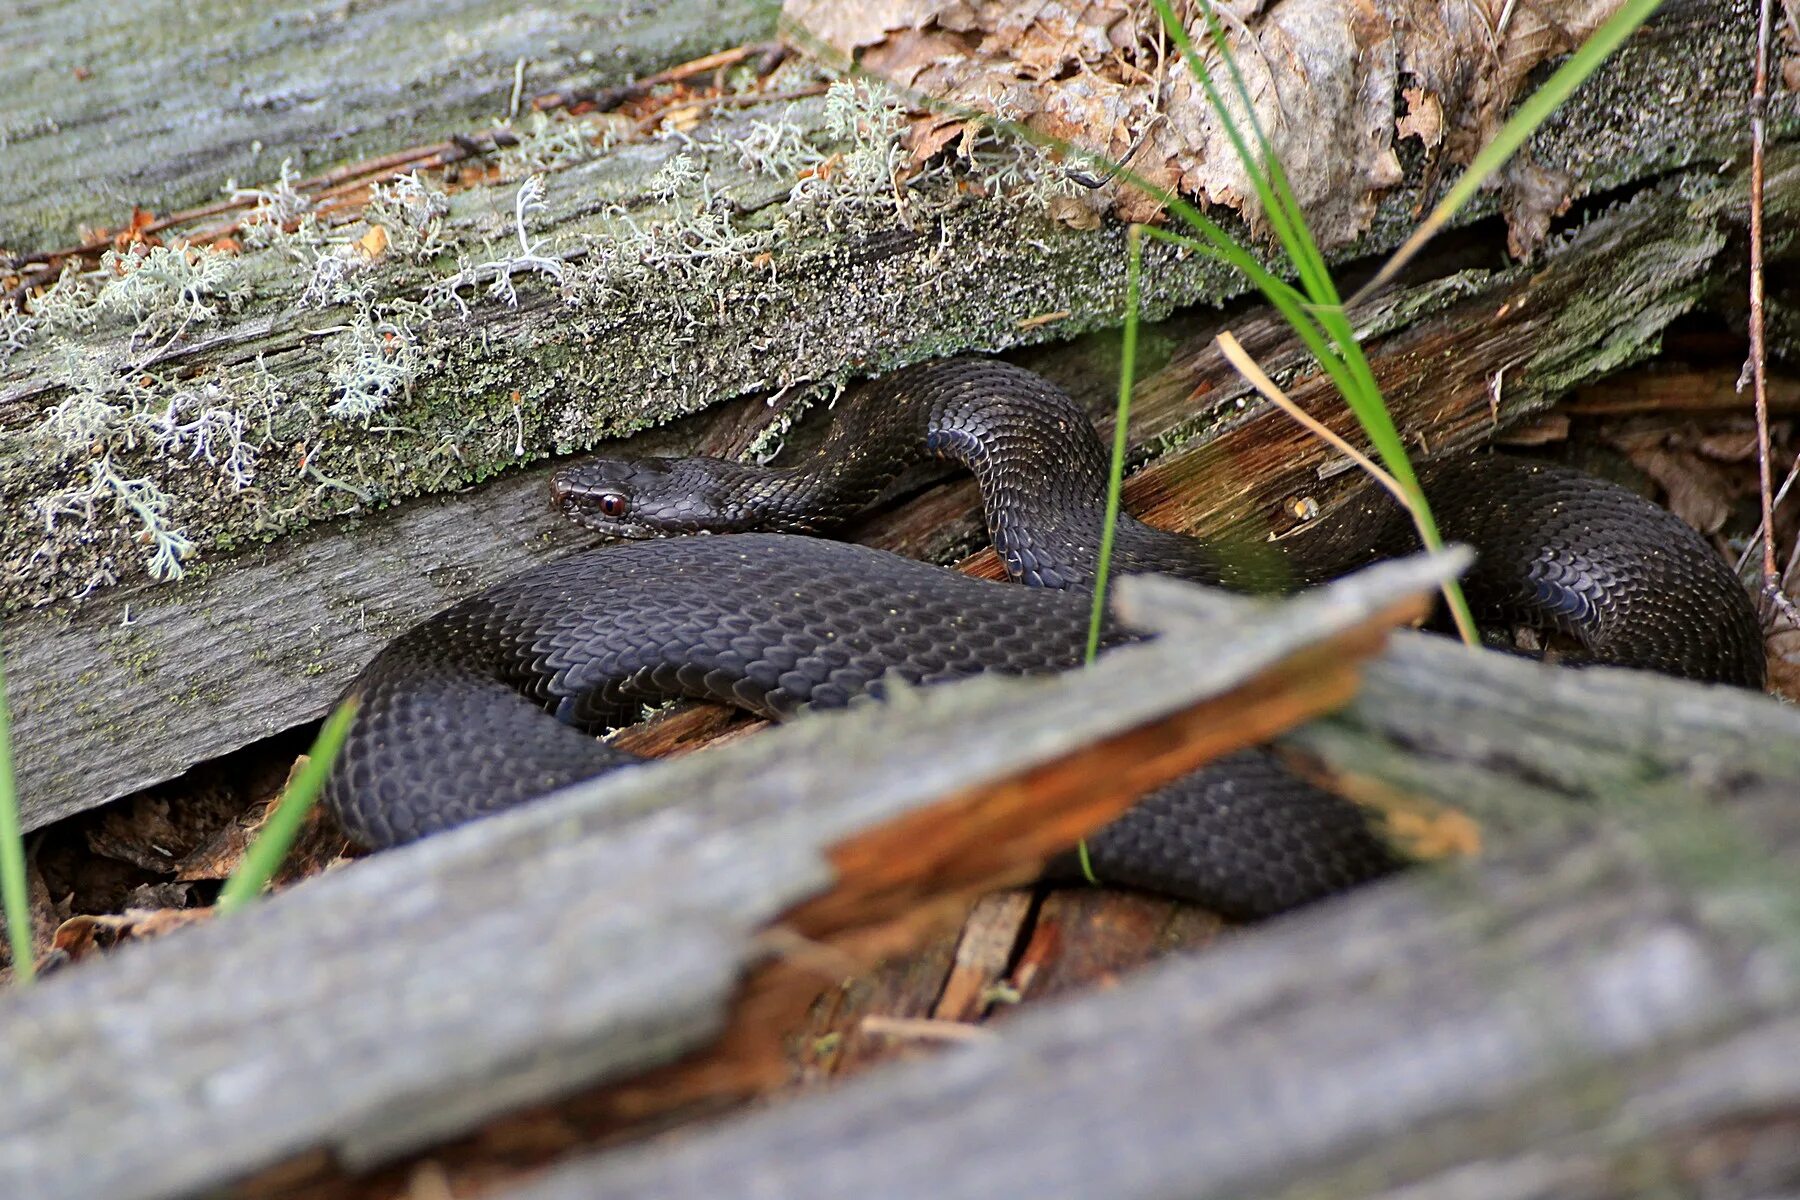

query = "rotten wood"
932;890;1035;1023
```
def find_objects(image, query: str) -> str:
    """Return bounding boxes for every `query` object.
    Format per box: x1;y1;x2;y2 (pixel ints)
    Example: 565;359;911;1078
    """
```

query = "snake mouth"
553;497;697;541
558;510;662;540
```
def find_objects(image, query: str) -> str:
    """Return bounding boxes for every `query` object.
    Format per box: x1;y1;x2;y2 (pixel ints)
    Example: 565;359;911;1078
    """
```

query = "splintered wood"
1;557;1459;1200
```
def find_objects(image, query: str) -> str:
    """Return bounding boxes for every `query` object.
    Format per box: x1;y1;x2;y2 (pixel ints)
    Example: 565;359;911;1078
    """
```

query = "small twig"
860;1015;995;1044
1494;0;1521;43
1215;332;1409;507
508;57;528;121
1066;114;1162;189
633;84;830;134
1766;583;1800;629
304;464;374;501
1748;0;1778;590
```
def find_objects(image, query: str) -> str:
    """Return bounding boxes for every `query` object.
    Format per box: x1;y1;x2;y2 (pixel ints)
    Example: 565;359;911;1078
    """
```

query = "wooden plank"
486;645;1800;1200
0;557;1448;1200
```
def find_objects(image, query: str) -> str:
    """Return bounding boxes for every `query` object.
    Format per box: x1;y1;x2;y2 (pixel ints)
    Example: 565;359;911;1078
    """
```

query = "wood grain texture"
0;0;784;252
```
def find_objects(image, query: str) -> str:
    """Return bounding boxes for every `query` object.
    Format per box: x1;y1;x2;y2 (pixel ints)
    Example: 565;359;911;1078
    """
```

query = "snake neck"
745;359;1358;592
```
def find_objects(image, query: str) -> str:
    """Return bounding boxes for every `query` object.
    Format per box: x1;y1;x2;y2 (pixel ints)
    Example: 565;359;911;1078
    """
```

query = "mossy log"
4;0;1791;619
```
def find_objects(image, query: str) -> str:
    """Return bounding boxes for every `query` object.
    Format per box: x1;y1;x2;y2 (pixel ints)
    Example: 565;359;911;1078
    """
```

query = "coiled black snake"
325;359;1764;917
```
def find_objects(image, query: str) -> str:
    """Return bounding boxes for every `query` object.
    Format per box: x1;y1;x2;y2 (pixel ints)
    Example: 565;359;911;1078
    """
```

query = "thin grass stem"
1155;0;1338;304
1085;224;1145;665
0;649;32;983
1213;332;1408;505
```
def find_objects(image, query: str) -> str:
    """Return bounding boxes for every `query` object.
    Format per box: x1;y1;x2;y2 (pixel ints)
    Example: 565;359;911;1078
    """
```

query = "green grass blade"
1074;225;1148;889
0;647;33;983
1151;0;1337;305
1085;224;1145;665
1356;0;1666;300
1150;204;1479;638
1151;0;1344;313
216;698;358;915
1137;226;1350;393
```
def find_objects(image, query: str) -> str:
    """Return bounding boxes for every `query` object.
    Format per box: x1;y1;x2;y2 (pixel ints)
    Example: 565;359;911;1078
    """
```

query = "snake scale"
325;359;1764;918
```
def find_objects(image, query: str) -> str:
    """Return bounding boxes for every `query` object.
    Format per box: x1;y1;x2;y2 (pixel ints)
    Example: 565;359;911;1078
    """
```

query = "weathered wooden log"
0;558;1446;1200
2;0;1790;617
0;0;786;253
13;149;1796;833
487;636;1800;1200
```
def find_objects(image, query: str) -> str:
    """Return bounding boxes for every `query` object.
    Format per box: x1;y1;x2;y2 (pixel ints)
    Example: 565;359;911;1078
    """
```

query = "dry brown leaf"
1499;156;1574;260
1693;428;1763;463
1763;624;1800;702
50;908;214;965
1397;85;1445;147
357;223;391;261
1617;443;1737;533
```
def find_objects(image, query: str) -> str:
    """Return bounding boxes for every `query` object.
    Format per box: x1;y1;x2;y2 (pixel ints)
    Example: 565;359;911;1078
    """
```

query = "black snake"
325;359;1764;917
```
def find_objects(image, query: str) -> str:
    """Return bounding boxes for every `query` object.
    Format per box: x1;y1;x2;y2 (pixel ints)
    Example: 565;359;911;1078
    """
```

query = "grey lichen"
497;110;627;180
17;345;290;584
323;302;426;419
434;175;568;312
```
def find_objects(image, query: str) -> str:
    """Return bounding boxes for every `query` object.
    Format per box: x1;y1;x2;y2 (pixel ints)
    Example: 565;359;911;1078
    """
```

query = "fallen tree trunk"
5;0;1795;828
488;633;1800;1200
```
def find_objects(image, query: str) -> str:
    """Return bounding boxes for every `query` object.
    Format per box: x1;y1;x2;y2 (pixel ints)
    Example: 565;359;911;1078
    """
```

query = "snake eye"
597;491;629;519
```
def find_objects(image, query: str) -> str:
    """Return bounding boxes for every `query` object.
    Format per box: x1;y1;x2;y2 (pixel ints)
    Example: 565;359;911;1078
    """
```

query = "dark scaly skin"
326;534;1399;917
554;358;1765;686
329;360;1764;919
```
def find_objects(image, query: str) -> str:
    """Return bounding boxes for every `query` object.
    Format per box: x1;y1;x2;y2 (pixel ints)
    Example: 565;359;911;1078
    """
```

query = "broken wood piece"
932;890;1035;1023
481;654;1800;1200
0;555;1453;1200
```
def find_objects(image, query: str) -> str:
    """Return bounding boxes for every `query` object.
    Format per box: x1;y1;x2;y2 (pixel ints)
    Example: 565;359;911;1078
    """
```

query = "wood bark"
4;5;1798;1194
0;0;785;253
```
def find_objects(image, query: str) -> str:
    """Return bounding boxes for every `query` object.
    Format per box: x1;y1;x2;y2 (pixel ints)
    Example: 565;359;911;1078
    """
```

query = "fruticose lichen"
3;68;1200;611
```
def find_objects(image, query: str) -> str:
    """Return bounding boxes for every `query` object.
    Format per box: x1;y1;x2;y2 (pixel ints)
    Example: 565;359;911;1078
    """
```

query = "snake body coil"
328;360;1764;917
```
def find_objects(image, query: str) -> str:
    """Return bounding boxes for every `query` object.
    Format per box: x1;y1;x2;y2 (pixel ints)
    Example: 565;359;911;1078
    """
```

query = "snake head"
550;456;768;538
